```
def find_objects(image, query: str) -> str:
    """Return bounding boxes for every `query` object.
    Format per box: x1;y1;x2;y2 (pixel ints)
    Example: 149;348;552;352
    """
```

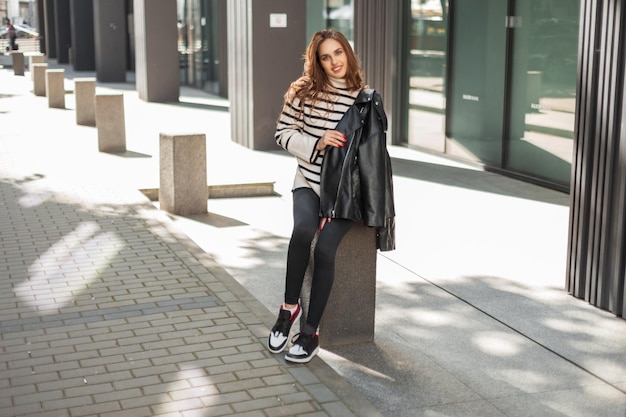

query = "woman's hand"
316;130;347;151
319;217;331;231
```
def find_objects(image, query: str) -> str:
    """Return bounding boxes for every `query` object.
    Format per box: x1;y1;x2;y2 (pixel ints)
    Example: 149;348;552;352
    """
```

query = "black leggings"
284;188;354;333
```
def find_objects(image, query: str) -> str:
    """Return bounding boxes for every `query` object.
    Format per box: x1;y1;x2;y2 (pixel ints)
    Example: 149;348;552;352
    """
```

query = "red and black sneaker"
267;304;302;353
285;332;319;363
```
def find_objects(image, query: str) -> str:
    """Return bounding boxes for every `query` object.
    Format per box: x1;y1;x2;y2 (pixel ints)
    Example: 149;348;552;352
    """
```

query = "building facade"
35;0;626;318
2;0;37;26
173;0;580;192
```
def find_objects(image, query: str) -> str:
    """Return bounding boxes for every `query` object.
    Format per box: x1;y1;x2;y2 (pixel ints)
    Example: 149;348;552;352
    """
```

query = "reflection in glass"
506;1;579;187
406;0;448;152
324;0;354;42
177;0;224;96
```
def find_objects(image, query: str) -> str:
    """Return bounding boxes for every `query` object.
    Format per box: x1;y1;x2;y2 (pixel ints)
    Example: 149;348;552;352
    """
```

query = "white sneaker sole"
285;346;319;363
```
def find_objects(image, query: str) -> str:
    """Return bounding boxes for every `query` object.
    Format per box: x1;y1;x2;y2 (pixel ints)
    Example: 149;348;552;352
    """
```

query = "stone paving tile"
0;69;379;417
0;183;337;417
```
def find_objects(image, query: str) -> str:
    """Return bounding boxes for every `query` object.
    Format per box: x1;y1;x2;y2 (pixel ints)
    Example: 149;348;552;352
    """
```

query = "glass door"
505;0;580;187
446;0;508;165
177;0;226;96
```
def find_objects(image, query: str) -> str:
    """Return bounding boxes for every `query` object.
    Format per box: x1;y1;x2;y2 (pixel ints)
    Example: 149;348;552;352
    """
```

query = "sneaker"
285;332;319;363
267;304;301;353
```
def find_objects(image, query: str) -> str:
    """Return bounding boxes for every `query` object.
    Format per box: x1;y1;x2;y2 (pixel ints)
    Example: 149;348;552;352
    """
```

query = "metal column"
567;0;626;318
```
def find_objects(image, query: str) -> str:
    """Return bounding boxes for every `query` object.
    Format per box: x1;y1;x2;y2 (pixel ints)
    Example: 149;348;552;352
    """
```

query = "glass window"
325;0;354;42
405;0;448;153
505;0;580;186
177;0;226;96
306;0;353;46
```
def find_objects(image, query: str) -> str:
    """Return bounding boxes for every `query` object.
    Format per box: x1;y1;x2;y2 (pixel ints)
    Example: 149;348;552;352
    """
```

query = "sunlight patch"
18;189;54;208
412;310;456;327
152;368;220;413
321;350;395;382
15;221;125;312
473;331;523;357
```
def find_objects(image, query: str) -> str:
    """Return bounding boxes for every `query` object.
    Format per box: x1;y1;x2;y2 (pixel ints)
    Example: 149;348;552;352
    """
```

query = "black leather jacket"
319;89;396;251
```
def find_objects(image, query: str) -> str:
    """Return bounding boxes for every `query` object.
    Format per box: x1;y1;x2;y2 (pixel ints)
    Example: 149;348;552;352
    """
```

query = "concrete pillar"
159;133;208;215
93;0;127;82
46;69;66;108
32;63;48;96
95;94;126;153
227;0;306;150
69;0;95;71
54;0;72;64
354;0;401;145
11;52;25;76
37;0;47;54
43;0;57;59
75;78;96;126
134;0;179;102
300;223;377;347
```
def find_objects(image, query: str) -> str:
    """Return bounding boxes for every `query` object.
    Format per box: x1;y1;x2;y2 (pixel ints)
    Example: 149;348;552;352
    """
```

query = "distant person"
270;29;395;363
7;19;18;51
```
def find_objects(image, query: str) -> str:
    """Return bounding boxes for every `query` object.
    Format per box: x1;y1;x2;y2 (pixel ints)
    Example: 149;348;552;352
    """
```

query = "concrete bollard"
46;69;66;108
159;133;208;215
95;94;126;153
32;63;48;96
75;78;96;126
11;52;25;76
300;222;377;348
527;71;542;112
27;53;45;80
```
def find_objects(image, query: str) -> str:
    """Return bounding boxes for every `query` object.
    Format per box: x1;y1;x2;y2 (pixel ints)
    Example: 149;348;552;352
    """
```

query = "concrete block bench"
75;78;96;126
95;94;126;153
32;63;48;96
11;52;24;76
159;133;208;215
300;222;377;348
45;69;65;108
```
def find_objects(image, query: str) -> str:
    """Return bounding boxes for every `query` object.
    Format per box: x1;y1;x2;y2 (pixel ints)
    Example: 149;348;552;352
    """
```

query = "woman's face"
318;38;348;79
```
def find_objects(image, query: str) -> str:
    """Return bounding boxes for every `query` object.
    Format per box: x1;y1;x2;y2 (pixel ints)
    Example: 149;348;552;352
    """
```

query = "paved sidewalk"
2;62;626;417
0;69;381;416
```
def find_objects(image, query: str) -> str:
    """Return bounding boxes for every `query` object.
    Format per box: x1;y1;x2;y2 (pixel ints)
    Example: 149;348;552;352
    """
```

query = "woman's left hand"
316;130;346;151
319;217;331;231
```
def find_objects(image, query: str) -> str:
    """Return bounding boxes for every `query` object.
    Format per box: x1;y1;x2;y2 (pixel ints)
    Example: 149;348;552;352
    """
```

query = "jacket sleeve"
275;96;322;164
359;93;391;228
358;93;396;251
376;149;396;251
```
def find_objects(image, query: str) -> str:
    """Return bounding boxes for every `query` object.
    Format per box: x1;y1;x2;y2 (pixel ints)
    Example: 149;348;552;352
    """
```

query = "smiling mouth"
332;65;343;72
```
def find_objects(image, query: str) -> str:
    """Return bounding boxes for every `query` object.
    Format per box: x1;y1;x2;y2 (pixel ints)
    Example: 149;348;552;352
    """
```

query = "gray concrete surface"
1;62;626;417
0;65;381;417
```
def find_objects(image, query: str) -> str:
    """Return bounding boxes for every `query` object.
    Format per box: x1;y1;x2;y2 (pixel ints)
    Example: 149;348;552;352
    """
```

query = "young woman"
271;29;393;363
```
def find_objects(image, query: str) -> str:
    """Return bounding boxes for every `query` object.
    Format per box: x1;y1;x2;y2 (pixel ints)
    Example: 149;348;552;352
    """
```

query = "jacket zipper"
331;132;355;218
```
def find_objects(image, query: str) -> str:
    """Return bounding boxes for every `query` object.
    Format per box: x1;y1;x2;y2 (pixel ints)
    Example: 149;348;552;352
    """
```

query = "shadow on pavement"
390;156;569;206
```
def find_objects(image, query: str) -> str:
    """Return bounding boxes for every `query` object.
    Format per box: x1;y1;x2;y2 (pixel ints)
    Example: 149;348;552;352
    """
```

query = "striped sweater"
275;77;360;196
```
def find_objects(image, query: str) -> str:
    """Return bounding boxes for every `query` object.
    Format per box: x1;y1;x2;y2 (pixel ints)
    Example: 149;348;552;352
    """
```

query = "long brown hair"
285;29;365;107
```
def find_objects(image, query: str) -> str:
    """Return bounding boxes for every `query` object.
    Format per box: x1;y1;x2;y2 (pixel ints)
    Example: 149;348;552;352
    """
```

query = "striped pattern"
275;78;359;196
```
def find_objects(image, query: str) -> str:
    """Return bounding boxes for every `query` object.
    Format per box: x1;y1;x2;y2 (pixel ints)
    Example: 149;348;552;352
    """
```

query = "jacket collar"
355;88;375;105
335;88;387;135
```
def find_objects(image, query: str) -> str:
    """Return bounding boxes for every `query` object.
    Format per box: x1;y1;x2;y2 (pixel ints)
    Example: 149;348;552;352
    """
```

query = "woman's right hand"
316;130;347;151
